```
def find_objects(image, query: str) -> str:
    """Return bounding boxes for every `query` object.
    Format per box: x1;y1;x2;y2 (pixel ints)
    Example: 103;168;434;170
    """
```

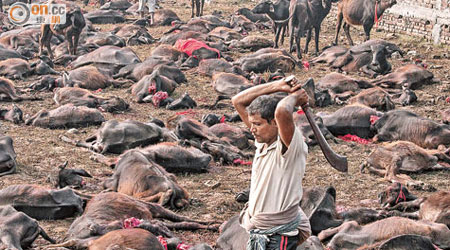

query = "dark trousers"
266;234;299;250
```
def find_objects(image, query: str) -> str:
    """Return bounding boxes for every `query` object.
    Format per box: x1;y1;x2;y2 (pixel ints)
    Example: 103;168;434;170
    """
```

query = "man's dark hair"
246;95;280;123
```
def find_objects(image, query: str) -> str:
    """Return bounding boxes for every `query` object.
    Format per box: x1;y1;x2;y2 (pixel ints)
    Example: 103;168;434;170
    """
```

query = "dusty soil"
1;0;450;248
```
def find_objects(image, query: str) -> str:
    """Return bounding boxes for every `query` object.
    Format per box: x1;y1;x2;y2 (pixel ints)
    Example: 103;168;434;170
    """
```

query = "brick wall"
331;0;450;44
378;0;450;44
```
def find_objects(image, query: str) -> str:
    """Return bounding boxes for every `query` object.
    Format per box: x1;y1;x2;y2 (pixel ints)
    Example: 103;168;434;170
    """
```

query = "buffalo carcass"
372;110;450;149
217;186;342;250
0;205;56;250
153;9;181;26
315;73;372;104
60;119;177;154
237;48;297;73
53;87;129;113
442;108;450;124
39;3;86;59
360;141;450;190
334;0;397;45
318;217;450;250
69;46;141;76
57;161;92;189
93;142;212;173
0;104;24;124
318;104;383;139
212;72;253;96
0;58;32;80
0;77;39;102
0;185;83;220
84;10;125;24
348;87;395;111
0;135;16;177
371;64;435;90
228;36;274;52
208;27;243;42
198;59;236;76
112;24;154;46
103;149;189;209
62;192;218;243
293;111;334;146
61;65;131;90
379;184;450;228
25;104;105;129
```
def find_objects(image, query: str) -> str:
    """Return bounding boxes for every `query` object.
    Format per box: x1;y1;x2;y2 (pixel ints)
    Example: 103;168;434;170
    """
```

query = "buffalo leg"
0;234;22;250
191;0;194;18
39;25;52;58
274;25;281;48
39;226;56;244
334;10;343;45
196;0;200;17
0;167;16;177
314;26;320;54
304;28;312;54
288;18;295;53
200;0;204;16
73;32;81;56
318;220;360;242
162;221;220;231
343;22;353;46
295;28;302;59
146;202;216;224
65;30;74;55
280;24;286;45
363;22;373;41
0;0;3;13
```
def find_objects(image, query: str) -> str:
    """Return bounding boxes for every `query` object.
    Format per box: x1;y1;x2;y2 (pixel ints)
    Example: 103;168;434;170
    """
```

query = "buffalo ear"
269;3;275;12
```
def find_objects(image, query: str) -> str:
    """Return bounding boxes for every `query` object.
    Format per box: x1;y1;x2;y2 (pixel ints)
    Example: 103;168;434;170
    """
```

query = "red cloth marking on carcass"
370;115;380;125
220;115;226;123
176;243;191;250
271;75;283;81
302;61;310;70
148;85;156;94
157;236;168;250
152;91;168;107
338;134;372;145
395;184;407;204
175;109;197;116
233;159;252;165
123;217;142;229
297;110;305;115
174;38;220;59
94;88;102;93
446;97;450;103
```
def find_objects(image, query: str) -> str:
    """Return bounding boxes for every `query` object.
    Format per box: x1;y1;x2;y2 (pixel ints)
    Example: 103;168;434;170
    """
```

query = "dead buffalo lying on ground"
208;27;243;41
154;9;182;26
150;44;187;62
294;111;334;146
54;87;129;113
348;87;395;111
0;58;31;79
315;73;372;104
25;104;105;129
380;184;450;228
160;31;209;45
319;104;383;139
61;119;177;154
85;10;125;24
103;149;190;209
0;104;23;124
64;192;219;242
92;142;212;173
318;216;450;249
212;72;253;96
69;46;141;76
362;234;439;250
237;48;297;73
198;59;237;76
100;0;132;10
228;35;274;51
0;135;16;177
0;77;40;102
372;110;450;149
360;141;450;190
209;123;253;150
217;186;342;249
371;64;435;89
82;31;125;47
62;65;131;90
0;205;56;249
166;92;197;110
0;184;83;220
57;161;92;189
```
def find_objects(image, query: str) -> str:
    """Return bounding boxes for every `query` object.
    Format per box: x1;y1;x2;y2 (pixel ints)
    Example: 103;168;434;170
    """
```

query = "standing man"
138;0;156;25
232;77;311;250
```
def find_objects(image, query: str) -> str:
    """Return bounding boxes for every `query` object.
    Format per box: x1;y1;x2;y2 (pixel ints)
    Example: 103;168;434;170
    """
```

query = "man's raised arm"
231;79;295;129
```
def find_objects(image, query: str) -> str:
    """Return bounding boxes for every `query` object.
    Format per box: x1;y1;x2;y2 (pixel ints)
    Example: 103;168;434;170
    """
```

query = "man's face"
248;113;278;144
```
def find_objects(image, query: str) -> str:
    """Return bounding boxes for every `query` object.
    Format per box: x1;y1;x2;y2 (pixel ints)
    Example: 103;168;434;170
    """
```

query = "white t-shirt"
241;127;308;233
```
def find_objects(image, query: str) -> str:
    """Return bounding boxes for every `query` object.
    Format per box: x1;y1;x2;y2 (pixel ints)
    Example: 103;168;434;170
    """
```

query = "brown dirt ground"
1;0;450;248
